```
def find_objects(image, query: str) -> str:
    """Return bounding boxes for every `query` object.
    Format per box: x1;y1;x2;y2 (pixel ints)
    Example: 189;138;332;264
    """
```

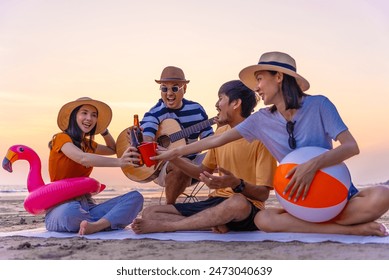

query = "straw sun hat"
155;66;190;84
57;97;112;135
239;51;310;92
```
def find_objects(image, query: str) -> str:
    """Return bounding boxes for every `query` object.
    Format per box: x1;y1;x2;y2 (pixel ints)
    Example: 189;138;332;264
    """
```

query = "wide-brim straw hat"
57;97;112;135
155;66;190;84
239;51;310;91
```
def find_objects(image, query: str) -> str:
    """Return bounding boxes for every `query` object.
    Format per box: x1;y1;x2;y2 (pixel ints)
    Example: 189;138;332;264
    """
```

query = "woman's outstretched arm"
152;127;242;161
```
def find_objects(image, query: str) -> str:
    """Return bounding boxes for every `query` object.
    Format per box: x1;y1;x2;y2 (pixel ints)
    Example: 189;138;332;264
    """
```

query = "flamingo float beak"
2;150;17;173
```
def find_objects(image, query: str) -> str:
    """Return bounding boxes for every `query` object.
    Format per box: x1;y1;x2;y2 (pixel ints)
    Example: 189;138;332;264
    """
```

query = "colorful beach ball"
274;146;351;223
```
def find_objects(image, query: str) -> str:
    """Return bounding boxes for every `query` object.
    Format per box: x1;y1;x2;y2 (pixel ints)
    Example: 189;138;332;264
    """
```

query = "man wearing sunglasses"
131;80;276;234
140;66;214;204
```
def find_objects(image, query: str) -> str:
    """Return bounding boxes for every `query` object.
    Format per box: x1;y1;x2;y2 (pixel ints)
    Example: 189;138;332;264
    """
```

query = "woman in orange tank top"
46;97;144;235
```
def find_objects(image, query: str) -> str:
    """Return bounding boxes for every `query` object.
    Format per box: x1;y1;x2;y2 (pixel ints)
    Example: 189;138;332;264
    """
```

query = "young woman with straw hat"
153;52;389;236
46;97;144;235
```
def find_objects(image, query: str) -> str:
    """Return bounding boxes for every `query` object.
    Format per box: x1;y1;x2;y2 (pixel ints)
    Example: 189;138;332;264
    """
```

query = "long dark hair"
49;105;96;152
269;71;308;113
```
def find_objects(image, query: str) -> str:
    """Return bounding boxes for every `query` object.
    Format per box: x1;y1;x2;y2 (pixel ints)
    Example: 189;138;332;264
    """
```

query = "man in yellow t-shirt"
131;80;276;234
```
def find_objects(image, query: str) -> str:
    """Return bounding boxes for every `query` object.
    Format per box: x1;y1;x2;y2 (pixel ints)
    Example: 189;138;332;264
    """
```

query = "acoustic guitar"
116;117;216;183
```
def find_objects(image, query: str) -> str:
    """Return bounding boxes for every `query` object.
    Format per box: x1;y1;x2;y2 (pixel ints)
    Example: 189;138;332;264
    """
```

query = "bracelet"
101;129;109;136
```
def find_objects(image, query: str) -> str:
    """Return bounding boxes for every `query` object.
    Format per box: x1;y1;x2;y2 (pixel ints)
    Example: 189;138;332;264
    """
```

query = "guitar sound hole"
157;135;171;148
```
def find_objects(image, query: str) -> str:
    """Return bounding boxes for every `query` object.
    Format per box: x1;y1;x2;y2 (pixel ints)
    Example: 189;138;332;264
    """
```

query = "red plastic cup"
138;141;158;167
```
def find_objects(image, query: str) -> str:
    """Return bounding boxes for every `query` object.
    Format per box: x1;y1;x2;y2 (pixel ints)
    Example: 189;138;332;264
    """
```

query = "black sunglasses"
286;121;296;149
160;85;184;93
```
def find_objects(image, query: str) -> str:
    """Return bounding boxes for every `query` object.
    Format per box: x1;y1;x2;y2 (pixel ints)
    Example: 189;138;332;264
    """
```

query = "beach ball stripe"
274;146;351;223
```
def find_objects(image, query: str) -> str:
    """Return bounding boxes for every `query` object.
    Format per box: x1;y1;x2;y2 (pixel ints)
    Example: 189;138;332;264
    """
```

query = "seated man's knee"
165;165;191;185
226;194;251;212
167;164;187;177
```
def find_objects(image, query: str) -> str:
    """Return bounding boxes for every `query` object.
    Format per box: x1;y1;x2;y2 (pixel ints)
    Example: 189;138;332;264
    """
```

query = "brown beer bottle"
129;127;143;166
133;114;144;144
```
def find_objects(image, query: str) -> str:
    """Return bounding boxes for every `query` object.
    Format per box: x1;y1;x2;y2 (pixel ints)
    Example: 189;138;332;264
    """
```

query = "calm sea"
0;182;163;198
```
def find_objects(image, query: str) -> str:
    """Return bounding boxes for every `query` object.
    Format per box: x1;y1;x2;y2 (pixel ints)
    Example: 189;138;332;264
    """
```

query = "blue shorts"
174;196;259;231
348;183;359;200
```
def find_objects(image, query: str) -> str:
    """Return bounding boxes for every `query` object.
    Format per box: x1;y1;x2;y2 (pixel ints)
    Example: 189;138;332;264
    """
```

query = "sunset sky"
1;0;388;186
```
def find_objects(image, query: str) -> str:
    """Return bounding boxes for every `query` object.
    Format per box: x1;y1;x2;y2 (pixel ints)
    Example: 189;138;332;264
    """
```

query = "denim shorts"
348;183;359;200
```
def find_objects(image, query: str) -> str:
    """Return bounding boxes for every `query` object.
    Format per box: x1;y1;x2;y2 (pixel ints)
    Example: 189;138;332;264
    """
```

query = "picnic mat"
1;227;389;244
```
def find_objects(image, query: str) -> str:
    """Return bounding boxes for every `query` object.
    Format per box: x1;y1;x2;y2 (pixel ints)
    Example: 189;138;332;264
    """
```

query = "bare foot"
78;218;111;235
78;220;89;235
131;218;171;234
379;223;389;236
212;224;229;234
352;222;388;236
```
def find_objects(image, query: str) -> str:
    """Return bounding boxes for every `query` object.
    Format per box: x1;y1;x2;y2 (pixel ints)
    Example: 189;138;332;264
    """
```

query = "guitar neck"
169;118;215;143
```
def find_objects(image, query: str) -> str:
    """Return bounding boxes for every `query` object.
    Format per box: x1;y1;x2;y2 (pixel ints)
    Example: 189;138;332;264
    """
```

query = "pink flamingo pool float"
2;145;105;215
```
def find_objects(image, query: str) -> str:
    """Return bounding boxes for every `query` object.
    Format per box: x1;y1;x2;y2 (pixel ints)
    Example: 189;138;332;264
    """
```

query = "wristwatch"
233;179;245;193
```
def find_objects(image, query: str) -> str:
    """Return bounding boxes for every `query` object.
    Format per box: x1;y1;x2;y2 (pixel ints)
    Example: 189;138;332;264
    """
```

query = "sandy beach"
1;186;389;260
